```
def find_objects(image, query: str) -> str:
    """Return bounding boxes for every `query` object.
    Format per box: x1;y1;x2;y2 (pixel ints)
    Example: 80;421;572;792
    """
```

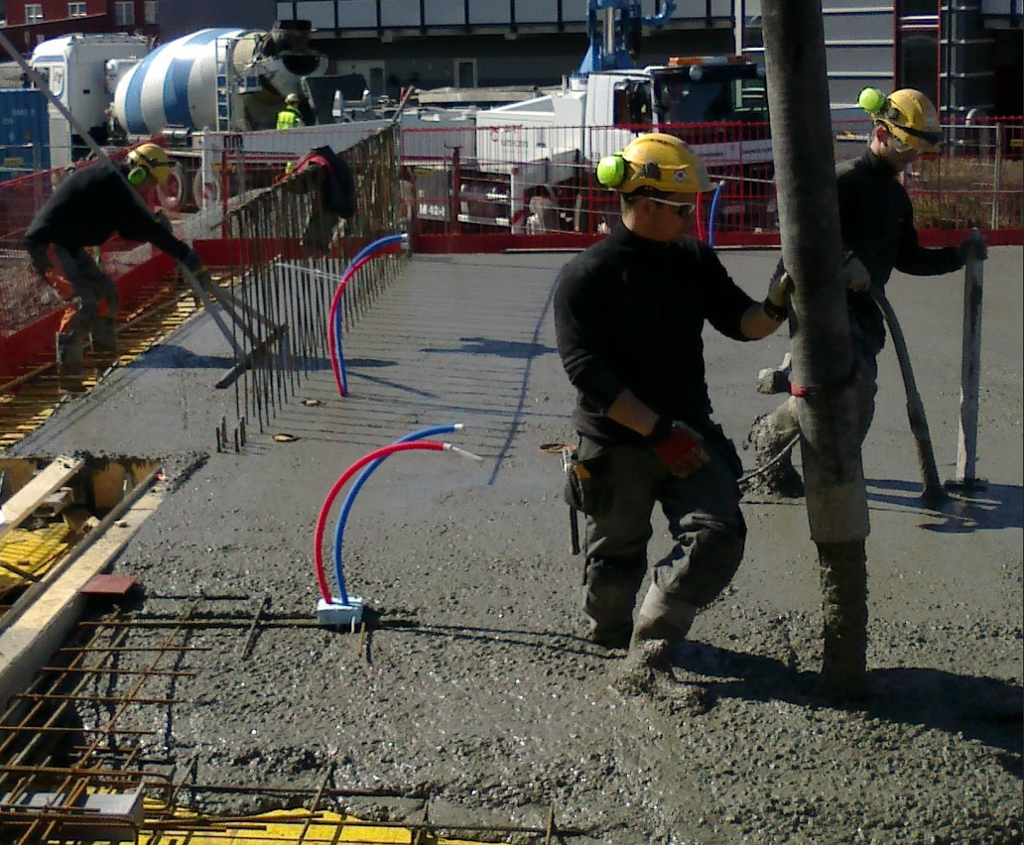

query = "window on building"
896;0;940;107
114;1;136;25
144;1;158;24
25;4;44;23
455;59;477;88
68;2;88;17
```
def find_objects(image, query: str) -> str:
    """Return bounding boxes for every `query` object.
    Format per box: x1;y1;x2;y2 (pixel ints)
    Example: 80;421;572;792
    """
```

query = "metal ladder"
214;38;233;131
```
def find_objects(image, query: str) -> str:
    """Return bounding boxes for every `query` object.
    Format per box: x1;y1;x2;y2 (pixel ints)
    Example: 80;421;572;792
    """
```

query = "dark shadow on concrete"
665;641;1023;759
125;344;238;370
373;619;625;663
865;477;1023;532
422;336;556;359
344;357;399;369
349;371;438;399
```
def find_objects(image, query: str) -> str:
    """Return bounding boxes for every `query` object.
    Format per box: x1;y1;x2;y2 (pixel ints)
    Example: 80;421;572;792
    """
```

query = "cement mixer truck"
109;21;328;139
28;20;329;167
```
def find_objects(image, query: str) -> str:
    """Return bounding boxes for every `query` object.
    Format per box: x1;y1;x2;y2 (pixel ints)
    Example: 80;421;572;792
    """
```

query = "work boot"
582;556;646;650
56;334;86;392
631;583;697;648
746;412;804;498
91;317;118;357
586;619;633;650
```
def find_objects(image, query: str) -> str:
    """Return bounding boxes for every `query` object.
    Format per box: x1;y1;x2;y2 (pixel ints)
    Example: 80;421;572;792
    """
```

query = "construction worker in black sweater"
553;132;790;664
23;142;209;380
749;87;988;496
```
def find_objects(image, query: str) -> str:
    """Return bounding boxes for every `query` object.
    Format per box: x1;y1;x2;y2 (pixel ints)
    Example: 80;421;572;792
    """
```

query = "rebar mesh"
215;126;407;433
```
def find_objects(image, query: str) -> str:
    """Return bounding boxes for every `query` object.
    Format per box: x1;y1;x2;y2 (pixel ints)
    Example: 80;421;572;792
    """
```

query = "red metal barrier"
400;117;1023;248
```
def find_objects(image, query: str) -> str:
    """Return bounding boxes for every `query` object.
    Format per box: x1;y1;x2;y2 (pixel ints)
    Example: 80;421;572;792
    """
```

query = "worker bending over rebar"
23;142;210;384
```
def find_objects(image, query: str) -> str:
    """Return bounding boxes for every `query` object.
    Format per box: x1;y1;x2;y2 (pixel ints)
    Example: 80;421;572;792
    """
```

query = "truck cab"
451;55;772;234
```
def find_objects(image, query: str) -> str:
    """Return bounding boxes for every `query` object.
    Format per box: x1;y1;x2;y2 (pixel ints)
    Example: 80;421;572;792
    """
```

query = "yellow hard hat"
127;142;172;185
872;88;942;153
597;132;712;194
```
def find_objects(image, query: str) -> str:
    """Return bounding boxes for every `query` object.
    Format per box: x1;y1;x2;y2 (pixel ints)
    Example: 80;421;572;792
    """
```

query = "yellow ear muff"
127;166;148;186
596;154;626;187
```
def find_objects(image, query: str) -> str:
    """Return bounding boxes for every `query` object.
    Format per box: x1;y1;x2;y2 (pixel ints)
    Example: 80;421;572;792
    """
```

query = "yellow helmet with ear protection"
862;88;943;153
596;132;712;194
126;142;172;186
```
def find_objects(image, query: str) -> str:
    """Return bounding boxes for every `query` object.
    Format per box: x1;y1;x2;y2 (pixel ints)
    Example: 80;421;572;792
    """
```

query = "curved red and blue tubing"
314;440;445;605
330;424;461;604
706;181;725;247
328;233;408;397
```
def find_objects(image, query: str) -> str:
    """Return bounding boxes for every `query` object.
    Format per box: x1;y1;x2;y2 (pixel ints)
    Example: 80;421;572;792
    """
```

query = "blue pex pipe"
331;423;461;604
331;234;408;394
707;182;724;248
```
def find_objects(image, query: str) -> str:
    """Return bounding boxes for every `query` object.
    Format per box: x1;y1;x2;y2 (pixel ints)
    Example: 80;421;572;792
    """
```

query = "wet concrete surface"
10;247;1022;844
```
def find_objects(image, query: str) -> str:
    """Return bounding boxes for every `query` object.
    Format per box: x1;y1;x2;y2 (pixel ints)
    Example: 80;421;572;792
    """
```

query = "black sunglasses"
647;197;696;217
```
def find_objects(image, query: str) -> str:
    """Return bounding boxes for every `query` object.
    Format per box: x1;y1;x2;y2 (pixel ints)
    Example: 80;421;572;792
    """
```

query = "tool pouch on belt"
561;443;612;515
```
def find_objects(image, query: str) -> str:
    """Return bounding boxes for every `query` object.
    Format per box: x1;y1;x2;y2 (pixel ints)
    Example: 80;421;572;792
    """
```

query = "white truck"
403;55;773;234
28;33;151;168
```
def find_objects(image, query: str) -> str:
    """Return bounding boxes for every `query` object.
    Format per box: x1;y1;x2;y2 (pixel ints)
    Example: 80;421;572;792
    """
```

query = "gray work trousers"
27;242;119;340
574;429;747;632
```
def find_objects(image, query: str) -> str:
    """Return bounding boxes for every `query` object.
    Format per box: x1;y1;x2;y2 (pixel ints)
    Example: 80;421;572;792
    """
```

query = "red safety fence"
400;116;1023;251
0;127;404;387
3;117;1020;382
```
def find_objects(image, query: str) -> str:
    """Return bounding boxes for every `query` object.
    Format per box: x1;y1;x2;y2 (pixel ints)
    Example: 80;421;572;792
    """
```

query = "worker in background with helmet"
553;132;791;665
749;87;989;496
277;93;305;130
23;142;209;383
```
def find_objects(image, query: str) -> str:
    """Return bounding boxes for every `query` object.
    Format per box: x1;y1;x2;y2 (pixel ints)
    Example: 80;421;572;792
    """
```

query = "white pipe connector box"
316;597;365;629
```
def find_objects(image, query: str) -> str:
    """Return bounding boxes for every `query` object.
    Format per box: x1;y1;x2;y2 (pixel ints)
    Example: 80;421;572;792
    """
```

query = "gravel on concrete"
11;247;1022;845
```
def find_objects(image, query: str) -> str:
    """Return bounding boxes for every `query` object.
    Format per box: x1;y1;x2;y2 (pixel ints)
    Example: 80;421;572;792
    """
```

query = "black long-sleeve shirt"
23;163;191;261
838;149;963;346
554;223;755;443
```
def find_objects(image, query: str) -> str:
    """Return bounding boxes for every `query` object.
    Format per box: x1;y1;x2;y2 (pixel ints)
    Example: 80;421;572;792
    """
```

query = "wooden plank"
0;455;85;543
0;482;163;713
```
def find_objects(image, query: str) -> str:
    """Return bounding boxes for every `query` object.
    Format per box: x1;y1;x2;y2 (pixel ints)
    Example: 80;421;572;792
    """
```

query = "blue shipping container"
0;88;50;183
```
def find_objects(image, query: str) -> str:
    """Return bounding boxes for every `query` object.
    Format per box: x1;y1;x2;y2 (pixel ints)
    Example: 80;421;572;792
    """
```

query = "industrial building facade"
256;0;1020;119
8;0;1020;118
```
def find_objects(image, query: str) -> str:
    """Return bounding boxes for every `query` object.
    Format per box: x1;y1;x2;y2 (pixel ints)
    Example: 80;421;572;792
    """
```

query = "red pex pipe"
313;440;445;603
327;243;405;396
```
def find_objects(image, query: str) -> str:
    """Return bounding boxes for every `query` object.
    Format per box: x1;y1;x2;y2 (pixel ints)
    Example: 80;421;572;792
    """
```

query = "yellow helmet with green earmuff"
596;132;712;194
859;87;943;153
126;142;172;186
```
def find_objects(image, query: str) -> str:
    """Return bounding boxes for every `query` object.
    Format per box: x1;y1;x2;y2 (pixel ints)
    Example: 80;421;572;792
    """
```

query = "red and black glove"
649;419;709;479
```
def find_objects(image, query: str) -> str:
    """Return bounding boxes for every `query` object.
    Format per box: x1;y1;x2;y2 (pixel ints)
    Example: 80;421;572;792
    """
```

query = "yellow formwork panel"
0;524;73;591
137;806;494;845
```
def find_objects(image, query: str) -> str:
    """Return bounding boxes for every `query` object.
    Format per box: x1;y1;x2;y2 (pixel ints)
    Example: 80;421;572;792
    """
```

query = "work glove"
841;254;871;292
182;248;206;274
762;268;791;322
154;209;173;233
649;419;710;480
956;235;988;264
181;248;213;289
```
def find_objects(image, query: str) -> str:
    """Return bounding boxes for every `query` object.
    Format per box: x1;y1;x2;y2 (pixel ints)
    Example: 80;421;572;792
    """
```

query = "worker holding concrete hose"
23;142;209;381
553;132;790;664
749;87;988;496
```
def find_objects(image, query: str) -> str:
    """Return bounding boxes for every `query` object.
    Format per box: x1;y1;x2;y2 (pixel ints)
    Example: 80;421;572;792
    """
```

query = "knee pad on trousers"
660;529;745;608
